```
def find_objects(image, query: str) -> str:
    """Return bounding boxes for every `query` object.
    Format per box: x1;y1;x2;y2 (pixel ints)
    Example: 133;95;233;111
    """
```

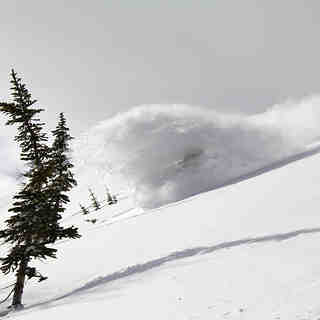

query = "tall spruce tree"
0;70;80;309
50;113;78;214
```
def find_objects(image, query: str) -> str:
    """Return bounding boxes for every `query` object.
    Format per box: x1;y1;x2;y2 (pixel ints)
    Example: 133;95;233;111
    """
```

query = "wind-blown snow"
74;96;320;208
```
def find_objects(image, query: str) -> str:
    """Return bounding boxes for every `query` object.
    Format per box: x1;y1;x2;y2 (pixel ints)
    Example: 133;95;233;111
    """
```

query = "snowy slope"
1;149;320;319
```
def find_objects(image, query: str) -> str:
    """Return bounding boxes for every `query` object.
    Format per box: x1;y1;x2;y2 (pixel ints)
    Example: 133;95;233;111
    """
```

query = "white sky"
0;0;320;136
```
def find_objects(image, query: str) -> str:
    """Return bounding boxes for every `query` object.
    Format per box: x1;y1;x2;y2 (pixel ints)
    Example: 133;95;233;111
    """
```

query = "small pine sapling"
105;186;117;205
89;188;100;210
105;186;114;205
112;195;118;204
85;218;97;224
80;203;89;215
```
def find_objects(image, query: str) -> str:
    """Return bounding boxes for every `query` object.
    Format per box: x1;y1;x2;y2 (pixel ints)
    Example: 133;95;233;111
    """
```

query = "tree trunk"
11;259;28;309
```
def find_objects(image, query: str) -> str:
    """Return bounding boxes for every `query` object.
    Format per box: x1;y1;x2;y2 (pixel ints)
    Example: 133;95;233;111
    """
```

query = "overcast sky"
0;0;320;135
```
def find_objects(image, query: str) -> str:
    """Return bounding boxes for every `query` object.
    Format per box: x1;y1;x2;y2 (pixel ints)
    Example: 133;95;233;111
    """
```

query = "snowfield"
2;100;320;319
0;147;320;319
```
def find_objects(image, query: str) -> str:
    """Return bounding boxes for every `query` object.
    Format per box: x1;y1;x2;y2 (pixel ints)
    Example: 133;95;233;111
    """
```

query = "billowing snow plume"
74;97;320;208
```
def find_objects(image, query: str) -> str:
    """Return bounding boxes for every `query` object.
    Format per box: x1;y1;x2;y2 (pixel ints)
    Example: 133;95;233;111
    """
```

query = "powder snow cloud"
74;96;320;209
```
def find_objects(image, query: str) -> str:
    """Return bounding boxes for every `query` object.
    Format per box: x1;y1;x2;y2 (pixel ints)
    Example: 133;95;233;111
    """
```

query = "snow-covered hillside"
1;147;320;319
2;99;320;319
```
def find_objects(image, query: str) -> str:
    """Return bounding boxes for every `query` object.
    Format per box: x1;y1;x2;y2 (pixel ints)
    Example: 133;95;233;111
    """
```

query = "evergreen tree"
112;195;118;204
85;218;97;224
46;111;80;247
89;188;100;210
0;70;80;309
80;203;89;215
105;186;114;205
50;113;78;214
105;186;117;205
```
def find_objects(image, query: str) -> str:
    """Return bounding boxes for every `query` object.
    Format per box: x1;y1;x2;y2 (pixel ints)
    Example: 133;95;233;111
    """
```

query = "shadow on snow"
27;226;320;311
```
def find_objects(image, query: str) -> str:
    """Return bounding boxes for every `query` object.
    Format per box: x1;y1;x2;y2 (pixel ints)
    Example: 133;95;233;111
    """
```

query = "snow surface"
2;101;320;319
1;146;320;319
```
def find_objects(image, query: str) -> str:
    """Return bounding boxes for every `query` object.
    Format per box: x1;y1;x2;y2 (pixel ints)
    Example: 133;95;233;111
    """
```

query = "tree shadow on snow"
26;226;320;311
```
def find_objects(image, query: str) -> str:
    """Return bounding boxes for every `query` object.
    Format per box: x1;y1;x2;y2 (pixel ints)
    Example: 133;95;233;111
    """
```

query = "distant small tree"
105;186;117;205
0;70;80;309
80;203;89;215
105;186;114;205
85;218;97;224
89;188;100;211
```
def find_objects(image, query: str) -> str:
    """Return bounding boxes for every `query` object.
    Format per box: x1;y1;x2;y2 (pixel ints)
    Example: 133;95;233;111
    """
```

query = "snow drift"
74;96;320;208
